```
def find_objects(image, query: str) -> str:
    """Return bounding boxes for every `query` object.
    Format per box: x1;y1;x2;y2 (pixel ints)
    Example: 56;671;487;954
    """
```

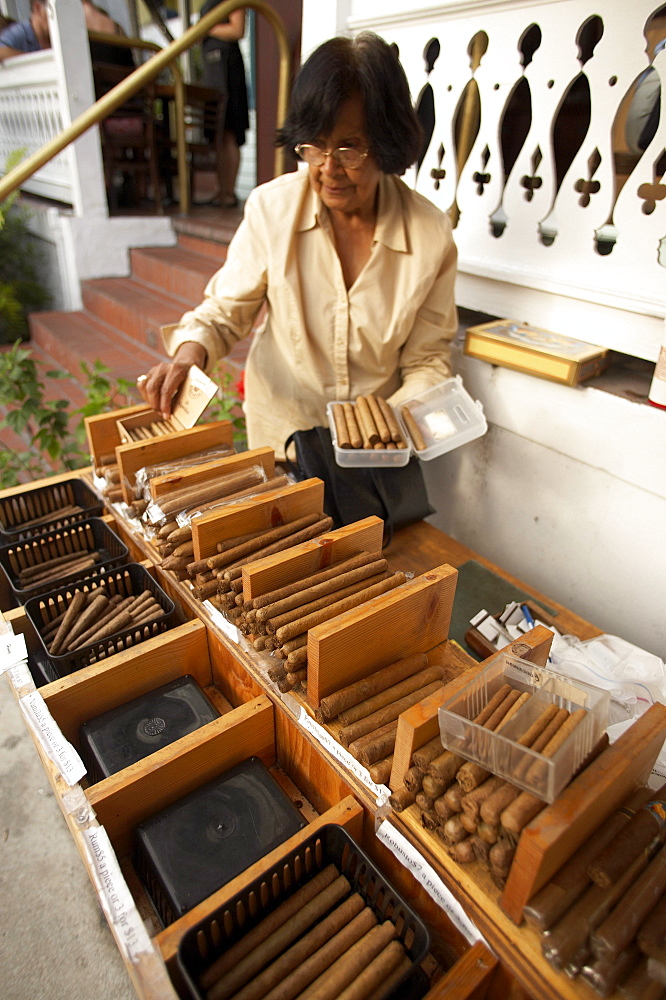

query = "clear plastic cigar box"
327;376;487;468
117;365;218;444
437;651;610;802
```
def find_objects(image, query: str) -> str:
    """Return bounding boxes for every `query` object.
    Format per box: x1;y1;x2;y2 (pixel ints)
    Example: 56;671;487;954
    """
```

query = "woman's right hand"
137;342;207;419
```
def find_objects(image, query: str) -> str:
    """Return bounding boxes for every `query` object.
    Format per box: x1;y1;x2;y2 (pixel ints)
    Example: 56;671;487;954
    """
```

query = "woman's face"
307;93;383;219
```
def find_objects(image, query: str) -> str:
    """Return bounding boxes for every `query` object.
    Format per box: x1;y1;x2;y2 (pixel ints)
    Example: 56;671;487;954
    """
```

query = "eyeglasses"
294;144;369;169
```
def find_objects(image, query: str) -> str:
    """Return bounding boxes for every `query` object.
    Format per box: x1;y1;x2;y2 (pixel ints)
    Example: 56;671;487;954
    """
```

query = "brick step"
129;245;223;302
81;277;195;353
176;232;229;263
29;310;166;387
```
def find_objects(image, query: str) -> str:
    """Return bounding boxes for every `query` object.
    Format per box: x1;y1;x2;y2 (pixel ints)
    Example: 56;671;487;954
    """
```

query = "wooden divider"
306;563;458;707
41;619;211;747
86;695;275;858
241;515;384;602
191;478;325;561
84;404;152;468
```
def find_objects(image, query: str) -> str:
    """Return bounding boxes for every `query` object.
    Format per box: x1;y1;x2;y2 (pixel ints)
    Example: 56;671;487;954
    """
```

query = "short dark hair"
276;32;423;175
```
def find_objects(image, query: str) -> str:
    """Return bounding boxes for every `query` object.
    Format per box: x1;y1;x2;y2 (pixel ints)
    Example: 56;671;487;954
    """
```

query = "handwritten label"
82;826;153;962
297;706;390;806
204;600;240;644
20;690;86;785
8;659;33;691
377;819;483;945
0;631;28;674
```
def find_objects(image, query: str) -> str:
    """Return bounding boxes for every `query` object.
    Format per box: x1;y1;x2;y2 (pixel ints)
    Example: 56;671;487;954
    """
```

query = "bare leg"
218;128;241;206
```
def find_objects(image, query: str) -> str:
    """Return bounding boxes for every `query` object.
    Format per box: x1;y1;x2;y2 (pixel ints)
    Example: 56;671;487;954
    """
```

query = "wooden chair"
158;83;222;206
93;61;164;213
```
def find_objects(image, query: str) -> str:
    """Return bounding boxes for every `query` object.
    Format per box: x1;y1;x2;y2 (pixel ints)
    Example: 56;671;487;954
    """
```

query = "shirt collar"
296;172;409;253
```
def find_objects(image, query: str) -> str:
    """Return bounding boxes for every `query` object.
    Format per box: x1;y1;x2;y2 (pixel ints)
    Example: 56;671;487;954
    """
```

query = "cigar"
449;837;476;864
207;514;325;571
316;653;428;722
342;402;363;449
266;570;391;634
19;553;100;588
294;920;398;1000
158;468;266;516
618;957;666;1000
368;755;393;785
334;939;407;1000
274;573;405;645
337;665;443;727
363;954;412;1000
389;788;416;812
337;680;443;748
331;403;352;449
202;868;349;997
355;396;380;448
590;844;666;962
18;547;96;582
637;892;666;962
412;736;447;771
402;766;424;794
542;849;654;971
58;592;110;649
421;773;448;799
588;784;666;889
228;894;371;1000
365;395;392;444
581;945;641;999
400;404;427;451
349;722;399;768
257;559;388;623
250;553;376;611
460;775;506;823
48;590;87;655
415;791;435;813
523;786;655;932
222;517;334;576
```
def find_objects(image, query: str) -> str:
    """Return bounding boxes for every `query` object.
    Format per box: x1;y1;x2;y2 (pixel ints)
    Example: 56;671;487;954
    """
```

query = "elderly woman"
140;32;457;460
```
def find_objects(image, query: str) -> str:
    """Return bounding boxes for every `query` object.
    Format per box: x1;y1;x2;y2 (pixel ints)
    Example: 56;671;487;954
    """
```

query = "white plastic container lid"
327;376;487;468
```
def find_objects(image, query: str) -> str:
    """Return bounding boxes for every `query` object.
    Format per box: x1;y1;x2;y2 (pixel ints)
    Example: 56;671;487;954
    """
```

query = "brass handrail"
0;0;291;213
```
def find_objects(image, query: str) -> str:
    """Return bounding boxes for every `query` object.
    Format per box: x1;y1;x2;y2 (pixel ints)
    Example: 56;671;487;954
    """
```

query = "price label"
0;632;28;674
20;690;86;785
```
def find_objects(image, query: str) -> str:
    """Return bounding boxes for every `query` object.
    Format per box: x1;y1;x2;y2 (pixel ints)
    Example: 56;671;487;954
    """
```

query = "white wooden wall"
302;0;666;659
306;0;666;362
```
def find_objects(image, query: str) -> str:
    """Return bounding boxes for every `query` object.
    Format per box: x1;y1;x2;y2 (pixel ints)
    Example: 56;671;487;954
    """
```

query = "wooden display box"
5;612;501;1000
118;366;219;445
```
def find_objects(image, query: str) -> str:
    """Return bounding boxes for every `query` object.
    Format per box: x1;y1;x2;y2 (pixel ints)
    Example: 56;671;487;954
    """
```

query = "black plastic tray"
133;756;307;927
0;517;128;606
24;562;176;676
176;823;431;1000
0;477;103;544
80;674;220;783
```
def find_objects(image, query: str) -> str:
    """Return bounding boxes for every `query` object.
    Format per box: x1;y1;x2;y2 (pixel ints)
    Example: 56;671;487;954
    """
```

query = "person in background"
0;1;50;59
138;32;458;460
198;1;249;208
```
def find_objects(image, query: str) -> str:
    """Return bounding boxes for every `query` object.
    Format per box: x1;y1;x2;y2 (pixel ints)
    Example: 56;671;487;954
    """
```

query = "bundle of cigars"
310;653;453;785
220;549;407;687
522;781;666;998
330;394;428;453
39;586;166;656
193;860;418;1000
390;682;603;885
0;478;101;539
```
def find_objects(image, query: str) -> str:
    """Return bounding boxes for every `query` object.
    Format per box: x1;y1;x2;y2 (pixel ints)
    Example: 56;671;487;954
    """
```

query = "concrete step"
129;244;223;302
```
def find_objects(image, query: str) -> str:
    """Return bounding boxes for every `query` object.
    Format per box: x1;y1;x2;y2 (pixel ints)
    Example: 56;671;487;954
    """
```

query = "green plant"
0;342;137;488
1;152;51;343
204;365;247;449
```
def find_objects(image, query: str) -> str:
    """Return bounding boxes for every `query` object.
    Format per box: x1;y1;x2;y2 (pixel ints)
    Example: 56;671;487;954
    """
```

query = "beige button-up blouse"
163;169;458;459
